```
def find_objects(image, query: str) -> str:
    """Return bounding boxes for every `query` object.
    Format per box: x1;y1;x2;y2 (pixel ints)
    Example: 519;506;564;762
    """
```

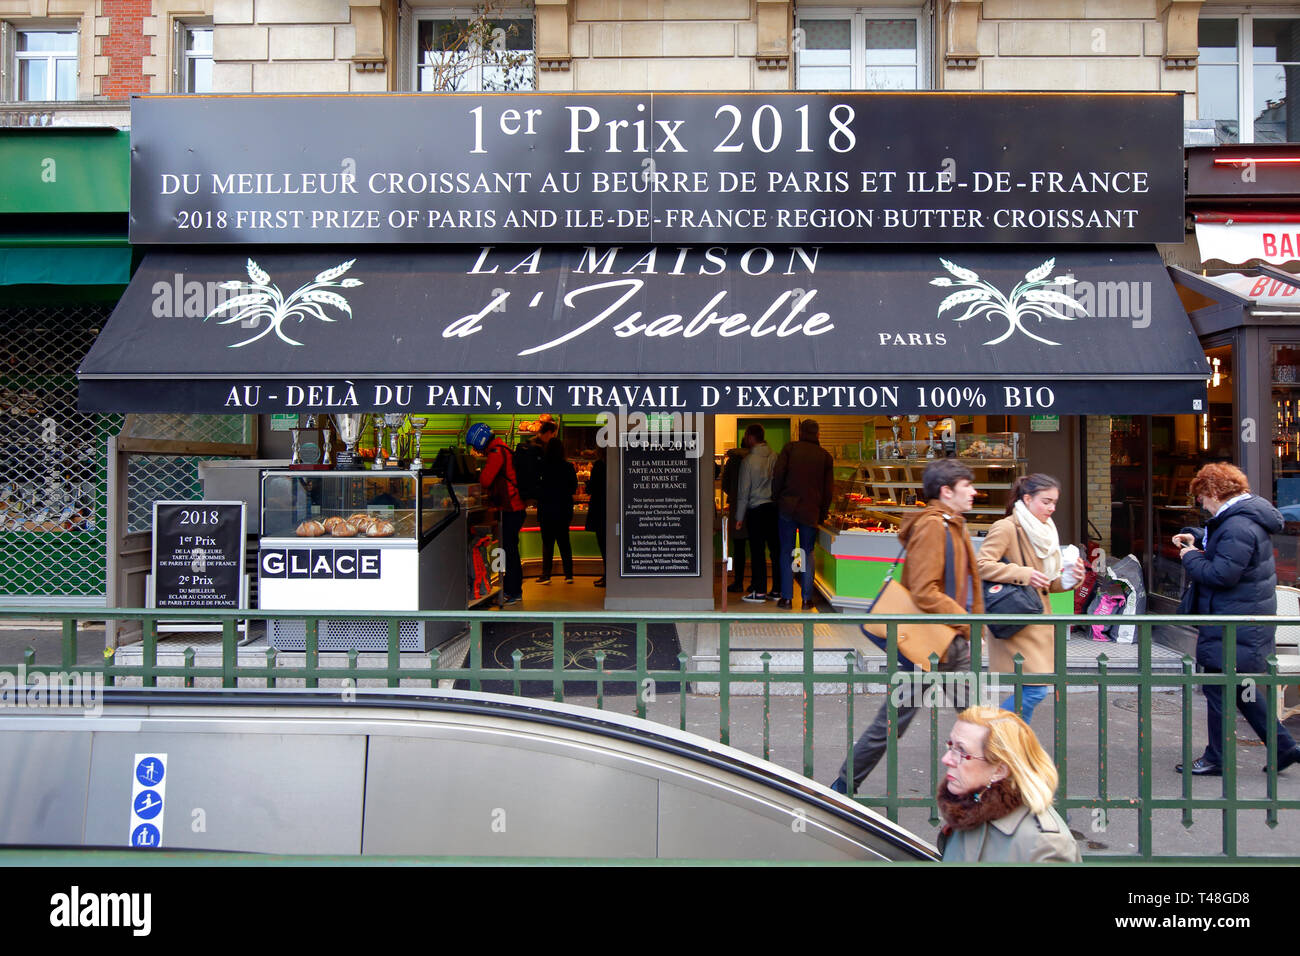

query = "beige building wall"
0;0;99;97
198;0;790;94
938;0;1201;118
208;0;391;92
193;0;1223;102
548;0;790;92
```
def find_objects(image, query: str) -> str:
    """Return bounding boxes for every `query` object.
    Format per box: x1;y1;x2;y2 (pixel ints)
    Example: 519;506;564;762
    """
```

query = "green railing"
1;607;1298;862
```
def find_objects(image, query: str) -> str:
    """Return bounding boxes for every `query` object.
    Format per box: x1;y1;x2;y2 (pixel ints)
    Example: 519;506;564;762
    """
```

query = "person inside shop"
537;436;577;585
830;458;979;795
468;423;525;606
977;473;1088;724
1173;462;1300;775
586;446;607;588
367;478;406;509
771;418;834;610
514;418;557;507
720;444;748;594
935;707;1081;862
735;424;781;603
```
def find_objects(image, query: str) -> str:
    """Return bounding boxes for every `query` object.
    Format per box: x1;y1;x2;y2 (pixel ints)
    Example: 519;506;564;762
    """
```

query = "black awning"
79;245;1208;415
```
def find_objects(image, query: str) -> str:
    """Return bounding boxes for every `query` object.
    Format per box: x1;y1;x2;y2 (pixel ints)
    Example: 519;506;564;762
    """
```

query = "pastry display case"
258;470;469;651
816;442;1027;610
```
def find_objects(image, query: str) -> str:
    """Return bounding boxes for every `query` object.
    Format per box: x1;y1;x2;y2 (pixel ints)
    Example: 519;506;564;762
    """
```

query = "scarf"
936;777;1023;835
1013;499;1063;580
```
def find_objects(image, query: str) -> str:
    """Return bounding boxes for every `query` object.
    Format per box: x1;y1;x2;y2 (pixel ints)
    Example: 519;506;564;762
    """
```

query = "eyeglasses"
945;740;987;762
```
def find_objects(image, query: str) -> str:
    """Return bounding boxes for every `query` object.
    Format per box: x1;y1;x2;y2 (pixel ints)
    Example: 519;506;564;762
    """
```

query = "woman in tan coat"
977;474;1086;723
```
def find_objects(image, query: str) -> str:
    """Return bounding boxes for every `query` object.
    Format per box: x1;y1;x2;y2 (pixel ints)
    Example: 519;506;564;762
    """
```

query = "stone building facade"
0;1;1256;113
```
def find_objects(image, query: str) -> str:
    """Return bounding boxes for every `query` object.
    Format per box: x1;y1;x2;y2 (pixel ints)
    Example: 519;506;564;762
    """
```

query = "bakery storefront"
79;91;1208;618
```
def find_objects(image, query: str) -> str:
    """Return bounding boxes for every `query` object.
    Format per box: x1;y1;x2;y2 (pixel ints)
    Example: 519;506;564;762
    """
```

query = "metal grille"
126;456;207;533
120;413;250;444
122;414;251;530
0;302;121;600
268;618;427;651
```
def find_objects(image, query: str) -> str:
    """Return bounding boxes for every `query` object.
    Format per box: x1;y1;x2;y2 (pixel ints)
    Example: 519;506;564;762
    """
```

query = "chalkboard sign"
151;501;246;609
620;435;700;578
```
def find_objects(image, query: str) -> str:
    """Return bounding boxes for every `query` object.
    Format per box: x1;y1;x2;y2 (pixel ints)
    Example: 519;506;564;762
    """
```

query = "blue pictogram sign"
131;823;161;847
133;789;163;820
135;756;164;787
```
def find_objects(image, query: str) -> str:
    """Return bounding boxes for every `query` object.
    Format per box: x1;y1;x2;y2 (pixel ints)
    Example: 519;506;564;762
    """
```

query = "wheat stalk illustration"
204;258;363;348
930;257;1087;346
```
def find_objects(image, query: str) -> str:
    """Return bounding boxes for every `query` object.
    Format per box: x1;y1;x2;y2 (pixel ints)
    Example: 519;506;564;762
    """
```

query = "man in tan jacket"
830;458;982;796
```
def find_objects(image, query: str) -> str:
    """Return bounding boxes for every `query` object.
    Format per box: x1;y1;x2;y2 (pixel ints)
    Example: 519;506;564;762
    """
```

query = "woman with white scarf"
977;474;1088;723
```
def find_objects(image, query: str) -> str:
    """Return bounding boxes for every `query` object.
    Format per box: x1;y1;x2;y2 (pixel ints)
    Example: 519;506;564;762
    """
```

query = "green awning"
0;129;129;214
0;238;132;285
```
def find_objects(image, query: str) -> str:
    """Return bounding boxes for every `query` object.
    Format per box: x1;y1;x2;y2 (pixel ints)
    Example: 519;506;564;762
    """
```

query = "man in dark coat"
771;418;834;609
1174;462;1300;775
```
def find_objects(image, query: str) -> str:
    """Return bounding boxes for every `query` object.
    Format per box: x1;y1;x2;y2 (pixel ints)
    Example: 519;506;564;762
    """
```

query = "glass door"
1270;343;1300;587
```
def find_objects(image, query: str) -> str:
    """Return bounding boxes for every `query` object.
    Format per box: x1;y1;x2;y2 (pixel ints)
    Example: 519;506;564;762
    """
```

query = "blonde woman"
977;473;1086;723
937;706;1081;862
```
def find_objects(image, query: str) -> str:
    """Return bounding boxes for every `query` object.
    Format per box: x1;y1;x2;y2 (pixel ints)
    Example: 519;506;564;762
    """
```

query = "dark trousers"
778;514;818;602
539;507;574;580
746;502;780;593
836;637;972;793
501;508;525;597
1202;666;1299;766
730;531;747;586
593;522;606;572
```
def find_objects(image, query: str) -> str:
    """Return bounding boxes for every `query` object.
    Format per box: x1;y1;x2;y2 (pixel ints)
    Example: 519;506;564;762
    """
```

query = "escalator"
0;688;937;861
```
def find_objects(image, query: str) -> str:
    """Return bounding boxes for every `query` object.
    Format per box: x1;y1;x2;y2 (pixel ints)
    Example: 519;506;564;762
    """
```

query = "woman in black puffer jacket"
1173;462;1300;776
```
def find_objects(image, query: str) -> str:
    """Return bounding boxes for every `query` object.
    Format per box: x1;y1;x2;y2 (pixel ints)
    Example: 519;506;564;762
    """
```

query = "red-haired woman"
1173;462;1300;775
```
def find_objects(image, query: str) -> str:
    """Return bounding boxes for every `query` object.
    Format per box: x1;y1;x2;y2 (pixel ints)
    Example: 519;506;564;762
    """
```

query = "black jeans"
745;502;780;593
592;520;607;574
835;636;973;793
730;529;747;586
1201;667;1299;766
501;508;525;597
539;506;574;580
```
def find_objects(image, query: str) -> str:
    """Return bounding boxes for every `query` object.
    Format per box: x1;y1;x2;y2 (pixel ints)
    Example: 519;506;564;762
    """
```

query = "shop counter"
257;470;471;650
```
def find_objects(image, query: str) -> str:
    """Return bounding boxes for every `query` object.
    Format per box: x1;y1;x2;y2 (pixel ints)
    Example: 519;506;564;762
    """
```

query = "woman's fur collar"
936;778;1023;833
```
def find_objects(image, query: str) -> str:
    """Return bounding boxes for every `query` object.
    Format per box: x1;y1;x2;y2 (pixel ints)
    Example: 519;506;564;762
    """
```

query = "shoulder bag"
981;523;1045;640
861;517;959;671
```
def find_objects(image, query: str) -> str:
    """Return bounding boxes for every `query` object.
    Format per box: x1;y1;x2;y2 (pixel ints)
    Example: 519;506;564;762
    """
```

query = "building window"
1199;13;1300;143
796;10;923;90
179;25;213;94
13;29;77;101
414;12;534;92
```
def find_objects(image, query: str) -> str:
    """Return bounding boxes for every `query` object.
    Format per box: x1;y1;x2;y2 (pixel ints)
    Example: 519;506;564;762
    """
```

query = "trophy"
321;419;333;468
372;415;386;470
907;415;921;458
409;416;428;471
925;418;939;458
888;416;904;459
384;413;406;470
289;425;303;466
332;413;364;470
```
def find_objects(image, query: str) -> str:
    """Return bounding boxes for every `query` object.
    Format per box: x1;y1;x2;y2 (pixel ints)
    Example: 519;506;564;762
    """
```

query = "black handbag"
981;525;1045;640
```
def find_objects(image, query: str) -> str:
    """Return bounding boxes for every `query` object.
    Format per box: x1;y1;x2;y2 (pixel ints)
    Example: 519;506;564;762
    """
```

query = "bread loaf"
295;520;325;537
